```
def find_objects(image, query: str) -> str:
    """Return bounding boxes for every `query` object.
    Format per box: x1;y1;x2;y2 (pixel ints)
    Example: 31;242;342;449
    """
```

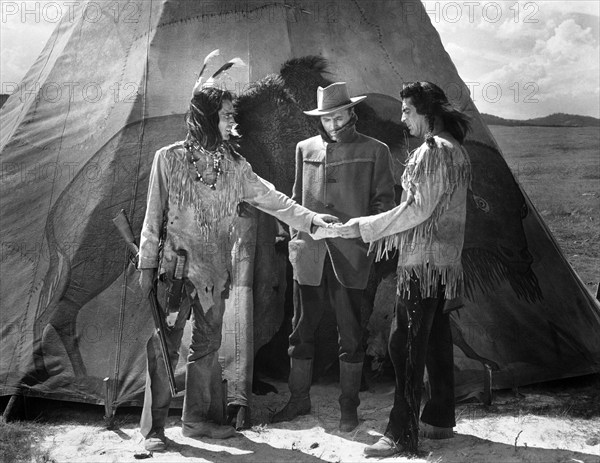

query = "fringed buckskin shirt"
139;141;316;312
358;133;471;299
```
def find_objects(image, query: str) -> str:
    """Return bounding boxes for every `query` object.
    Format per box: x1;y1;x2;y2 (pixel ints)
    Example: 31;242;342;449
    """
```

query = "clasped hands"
312;214;361;239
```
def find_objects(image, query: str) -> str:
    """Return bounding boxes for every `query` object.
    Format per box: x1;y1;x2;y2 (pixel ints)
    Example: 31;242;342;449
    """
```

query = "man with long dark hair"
337;81;472;456
138;85;337;451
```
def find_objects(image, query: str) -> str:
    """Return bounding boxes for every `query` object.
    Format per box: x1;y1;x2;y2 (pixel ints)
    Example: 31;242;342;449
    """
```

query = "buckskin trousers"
385;276;456;449
219;214;255;410
288;255;364;363
140;284;226;437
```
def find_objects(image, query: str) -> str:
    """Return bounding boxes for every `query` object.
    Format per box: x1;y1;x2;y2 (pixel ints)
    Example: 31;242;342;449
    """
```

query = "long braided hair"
400;82;471;148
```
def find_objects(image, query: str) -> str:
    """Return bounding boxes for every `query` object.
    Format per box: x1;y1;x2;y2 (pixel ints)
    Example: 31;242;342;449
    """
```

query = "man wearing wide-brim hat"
272;82;396;431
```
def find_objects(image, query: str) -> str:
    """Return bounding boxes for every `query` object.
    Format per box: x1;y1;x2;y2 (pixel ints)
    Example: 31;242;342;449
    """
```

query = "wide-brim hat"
304;82;367;116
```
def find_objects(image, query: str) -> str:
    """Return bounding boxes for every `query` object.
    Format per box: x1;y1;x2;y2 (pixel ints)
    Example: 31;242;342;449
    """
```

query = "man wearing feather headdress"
137;53;338;451
272;82;396;432
337;81;472;456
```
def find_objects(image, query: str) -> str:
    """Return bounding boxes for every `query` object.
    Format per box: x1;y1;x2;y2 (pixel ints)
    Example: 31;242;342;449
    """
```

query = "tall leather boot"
271;358;312;423
339;361;363;432
181;353;236;439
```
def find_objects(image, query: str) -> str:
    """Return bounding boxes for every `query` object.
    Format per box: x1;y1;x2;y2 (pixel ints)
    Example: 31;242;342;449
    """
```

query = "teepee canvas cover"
1;0;599;410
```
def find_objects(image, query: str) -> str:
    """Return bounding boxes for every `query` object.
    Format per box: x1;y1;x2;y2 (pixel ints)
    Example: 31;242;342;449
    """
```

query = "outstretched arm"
337;146;447;241
241;161;338;232
338;191;414;239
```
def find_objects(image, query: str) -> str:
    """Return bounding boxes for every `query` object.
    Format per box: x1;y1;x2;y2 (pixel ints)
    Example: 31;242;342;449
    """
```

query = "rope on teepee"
112;0;156;417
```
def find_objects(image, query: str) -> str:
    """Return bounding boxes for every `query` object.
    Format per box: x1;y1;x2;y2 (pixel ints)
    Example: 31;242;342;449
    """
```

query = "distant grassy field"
489;125;600;295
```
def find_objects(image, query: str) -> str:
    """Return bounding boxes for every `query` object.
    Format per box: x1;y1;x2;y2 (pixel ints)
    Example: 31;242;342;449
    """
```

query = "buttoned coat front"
289;128;396;289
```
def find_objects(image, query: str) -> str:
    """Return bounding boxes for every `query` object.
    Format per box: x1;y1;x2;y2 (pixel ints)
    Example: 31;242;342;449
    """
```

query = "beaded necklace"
186;143;224;190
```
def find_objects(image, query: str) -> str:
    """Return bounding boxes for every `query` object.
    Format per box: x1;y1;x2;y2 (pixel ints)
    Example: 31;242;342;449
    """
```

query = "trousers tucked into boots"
279;258;366;426
339;360;363;432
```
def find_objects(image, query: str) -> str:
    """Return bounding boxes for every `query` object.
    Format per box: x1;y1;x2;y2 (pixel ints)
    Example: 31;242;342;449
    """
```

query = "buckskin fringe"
369;143;470;299
371;144;471;259
396;264;464;300
166;145;244;241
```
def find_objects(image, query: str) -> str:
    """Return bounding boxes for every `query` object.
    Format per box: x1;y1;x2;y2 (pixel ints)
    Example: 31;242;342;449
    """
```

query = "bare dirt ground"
9;373;600;463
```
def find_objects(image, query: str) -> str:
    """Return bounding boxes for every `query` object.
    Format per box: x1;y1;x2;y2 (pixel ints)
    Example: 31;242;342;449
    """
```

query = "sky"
1;0;599;119
422;0;600;119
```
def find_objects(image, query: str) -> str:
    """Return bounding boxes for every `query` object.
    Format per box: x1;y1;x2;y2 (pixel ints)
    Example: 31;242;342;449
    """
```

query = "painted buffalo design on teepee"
1;1;598;410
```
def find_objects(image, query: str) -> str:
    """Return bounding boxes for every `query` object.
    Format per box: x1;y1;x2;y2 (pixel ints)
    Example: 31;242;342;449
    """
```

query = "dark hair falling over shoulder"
400;81;471;148
184;86;241;155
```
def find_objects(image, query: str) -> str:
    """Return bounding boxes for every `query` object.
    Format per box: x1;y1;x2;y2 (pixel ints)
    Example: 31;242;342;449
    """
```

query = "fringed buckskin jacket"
358;133;471;299
290;123;396;289
139;141;316;312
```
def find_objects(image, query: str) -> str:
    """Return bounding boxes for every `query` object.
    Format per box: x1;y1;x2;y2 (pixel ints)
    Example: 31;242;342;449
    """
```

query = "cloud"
485;18;598;89
473;16;599;118
534;18;597;60
542;1;599;17
426;1;600;118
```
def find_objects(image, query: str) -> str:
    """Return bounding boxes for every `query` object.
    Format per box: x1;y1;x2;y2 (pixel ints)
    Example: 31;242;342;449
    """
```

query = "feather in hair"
192;49;221;97
202;57;246;89
199;49;220;77
211;57;245;79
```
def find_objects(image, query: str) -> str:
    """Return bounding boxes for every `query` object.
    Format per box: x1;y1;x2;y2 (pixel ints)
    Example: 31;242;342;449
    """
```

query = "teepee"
1;0;599;415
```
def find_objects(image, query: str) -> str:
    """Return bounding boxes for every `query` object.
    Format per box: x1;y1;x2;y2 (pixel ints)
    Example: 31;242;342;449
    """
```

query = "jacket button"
325;203;334;209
